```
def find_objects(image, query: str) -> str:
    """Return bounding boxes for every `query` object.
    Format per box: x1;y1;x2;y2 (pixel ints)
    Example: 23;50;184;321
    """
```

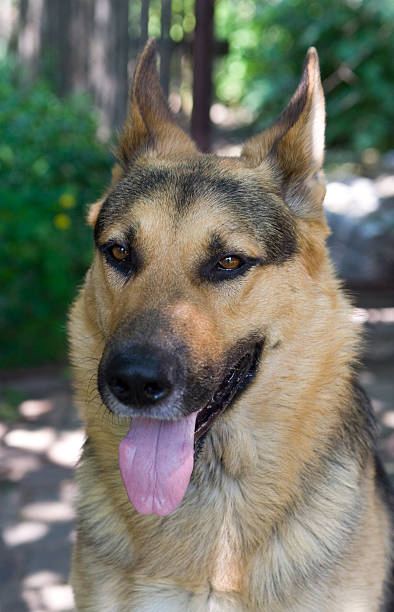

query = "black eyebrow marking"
124;225;137;247
207;233;226;256
94;212;138;246
94;157;299;267
95;162;245;225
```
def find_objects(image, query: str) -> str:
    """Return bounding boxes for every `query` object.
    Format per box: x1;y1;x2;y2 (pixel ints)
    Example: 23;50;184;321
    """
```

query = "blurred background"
0;1;393;610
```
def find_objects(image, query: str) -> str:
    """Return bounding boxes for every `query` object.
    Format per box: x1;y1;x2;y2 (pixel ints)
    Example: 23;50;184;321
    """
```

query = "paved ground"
0;311;393;612
0;372;81;612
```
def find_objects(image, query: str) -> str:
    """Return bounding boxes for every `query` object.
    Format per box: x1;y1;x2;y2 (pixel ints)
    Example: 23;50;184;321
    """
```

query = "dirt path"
0;373;81;612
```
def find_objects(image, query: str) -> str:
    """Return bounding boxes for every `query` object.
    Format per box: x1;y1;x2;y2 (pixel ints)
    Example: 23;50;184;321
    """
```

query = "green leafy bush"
215;0;394;152
0;61;112;368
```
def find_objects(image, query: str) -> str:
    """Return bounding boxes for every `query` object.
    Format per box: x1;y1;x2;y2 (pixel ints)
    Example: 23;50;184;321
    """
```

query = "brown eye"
100;241;139;277
217;255;243;270
111;245;128;261
201;252;258;283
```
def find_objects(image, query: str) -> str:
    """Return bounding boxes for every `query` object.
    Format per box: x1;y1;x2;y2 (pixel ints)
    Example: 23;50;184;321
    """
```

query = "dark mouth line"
194;341;263;443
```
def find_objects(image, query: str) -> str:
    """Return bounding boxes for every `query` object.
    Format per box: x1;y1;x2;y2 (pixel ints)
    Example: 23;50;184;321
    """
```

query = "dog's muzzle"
99;338;263;438
99;338;263;515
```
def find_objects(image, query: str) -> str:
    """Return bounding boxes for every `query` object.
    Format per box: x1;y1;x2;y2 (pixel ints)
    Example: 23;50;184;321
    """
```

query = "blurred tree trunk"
88;0;130;136
160;0;171;99
191;0;214;152
140;0;150;48
16;0;129;136
16;0;44;77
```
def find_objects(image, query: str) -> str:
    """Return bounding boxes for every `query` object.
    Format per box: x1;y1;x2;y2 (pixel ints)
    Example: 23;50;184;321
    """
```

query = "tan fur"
69;40;393;611
168;301;221;362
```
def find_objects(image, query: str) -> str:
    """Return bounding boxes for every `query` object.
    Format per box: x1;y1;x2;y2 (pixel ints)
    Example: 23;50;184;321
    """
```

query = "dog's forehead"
95;155;298;262
100;155;269;217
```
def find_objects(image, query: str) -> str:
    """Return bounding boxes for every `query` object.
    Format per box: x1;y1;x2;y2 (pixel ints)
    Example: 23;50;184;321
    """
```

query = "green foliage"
0;61;112;368
0;388;26;423
146;0;195;42
215;0;394;152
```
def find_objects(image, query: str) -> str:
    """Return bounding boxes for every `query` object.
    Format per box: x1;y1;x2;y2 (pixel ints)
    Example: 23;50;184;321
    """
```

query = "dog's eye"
217;255;243;271
110;245;128;261
200;253;259;283
100;242;139;278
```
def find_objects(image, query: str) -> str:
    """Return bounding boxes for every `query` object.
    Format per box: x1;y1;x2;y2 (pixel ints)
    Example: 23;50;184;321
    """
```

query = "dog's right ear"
117;39;196;167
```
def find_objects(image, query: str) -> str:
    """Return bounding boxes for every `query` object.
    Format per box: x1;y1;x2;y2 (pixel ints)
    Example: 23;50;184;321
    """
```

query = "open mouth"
194;341;263;443
117;339;264;516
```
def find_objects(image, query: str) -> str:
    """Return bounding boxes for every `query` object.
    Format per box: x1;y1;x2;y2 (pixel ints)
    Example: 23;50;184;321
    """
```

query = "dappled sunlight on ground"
47;432;85;469
3;522;50;547
352;307;394;324
0;376;81;611
5;427;57;453
19;399;54;419
22;572;75;612
382;412;394;428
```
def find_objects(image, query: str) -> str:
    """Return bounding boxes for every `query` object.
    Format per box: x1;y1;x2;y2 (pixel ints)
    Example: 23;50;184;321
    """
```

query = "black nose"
104;347;175;407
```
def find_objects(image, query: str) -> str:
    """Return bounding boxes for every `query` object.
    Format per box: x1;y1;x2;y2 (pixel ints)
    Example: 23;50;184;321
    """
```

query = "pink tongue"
118;413;197;516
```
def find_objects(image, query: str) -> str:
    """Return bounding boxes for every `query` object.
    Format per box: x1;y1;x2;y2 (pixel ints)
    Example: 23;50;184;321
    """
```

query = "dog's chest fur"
74;432;388;612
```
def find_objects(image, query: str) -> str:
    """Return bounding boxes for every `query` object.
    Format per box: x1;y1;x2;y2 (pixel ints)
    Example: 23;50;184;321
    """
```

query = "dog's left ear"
241;48;326;218
118;39;196;167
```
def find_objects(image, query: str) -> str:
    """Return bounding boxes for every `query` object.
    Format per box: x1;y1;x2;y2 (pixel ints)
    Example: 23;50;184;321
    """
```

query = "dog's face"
73;40;328;517
95;155;296;421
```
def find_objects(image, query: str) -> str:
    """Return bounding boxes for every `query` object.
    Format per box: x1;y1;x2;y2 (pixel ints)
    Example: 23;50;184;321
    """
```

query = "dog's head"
73;39;328;516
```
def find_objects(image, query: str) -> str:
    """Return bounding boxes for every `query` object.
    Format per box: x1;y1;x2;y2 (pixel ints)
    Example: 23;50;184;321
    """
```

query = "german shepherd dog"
69;39;394;611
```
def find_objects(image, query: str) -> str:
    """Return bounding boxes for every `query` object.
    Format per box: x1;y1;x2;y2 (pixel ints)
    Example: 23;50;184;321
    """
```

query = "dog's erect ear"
241;48;326;218
118;39;196;167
